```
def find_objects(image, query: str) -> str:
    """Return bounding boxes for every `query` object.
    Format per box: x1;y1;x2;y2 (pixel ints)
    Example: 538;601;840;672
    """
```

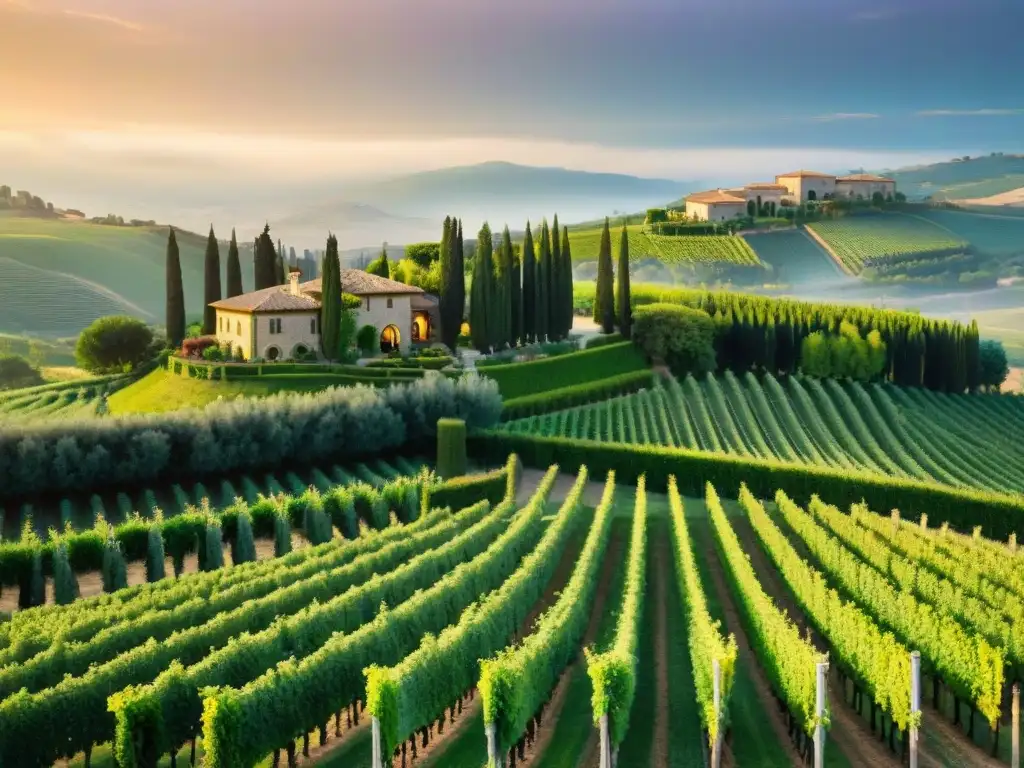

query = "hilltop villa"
684;170;897;222
210;268;437;361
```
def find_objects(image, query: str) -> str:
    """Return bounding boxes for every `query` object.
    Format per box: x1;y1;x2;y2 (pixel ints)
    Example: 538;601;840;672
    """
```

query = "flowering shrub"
181;336;218;359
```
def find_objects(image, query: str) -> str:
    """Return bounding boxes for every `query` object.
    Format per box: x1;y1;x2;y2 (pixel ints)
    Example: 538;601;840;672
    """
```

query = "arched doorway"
807;190;817;201
412;312;429;342
380;324;401;353
265;345;282;361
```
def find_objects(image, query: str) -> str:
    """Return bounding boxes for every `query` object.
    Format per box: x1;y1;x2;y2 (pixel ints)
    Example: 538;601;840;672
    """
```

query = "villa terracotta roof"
210;285;321;313
411;293;438;311
775;170;837;179
837;174;896;183
744;182;789;190
301;269;424;296
685;190;747;204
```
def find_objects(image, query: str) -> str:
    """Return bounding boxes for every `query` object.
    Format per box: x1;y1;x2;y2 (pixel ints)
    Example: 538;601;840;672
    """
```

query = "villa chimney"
288;267;301;296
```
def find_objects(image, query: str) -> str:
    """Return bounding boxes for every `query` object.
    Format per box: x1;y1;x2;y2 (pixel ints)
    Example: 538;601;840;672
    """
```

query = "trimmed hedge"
0;374;501;502
480;342;647;400
436;418;467;478
584;332;624;350
469;433;1024;541
501;370;655;421
427;453;520;513
366;357;453;371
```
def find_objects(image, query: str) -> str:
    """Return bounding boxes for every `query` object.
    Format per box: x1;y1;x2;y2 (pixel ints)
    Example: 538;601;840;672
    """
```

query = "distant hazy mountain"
877;154;1024;201
291;162;691;247
274;201;432;251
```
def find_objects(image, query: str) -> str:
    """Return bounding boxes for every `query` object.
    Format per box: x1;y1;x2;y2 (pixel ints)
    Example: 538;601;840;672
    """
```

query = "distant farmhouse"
684;170;897;222
210;269;438;361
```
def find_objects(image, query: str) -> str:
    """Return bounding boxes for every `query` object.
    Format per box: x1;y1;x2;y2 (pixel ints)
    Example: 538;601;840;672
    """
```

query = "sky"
1;0;1021;234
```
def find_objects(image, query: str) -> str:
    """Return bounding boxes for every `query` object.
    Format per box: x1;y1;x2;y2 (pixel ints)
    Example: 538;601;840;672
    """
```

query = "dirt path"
517;529;625;767
918;699;1006;768
515;468;608;508
728;506;904;768
649;529;671;768
696;510;805;768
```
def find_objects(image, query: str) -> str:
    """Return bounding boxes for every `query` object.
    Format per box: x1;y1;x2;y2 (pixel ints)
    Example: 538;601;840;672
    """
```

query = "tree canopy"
76;316;155;373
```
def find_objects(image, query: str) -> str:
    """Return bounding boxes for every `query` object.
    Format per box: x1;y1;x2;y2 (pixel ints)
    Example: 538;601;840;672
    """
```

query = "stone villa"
210;268;438;361
684;170;898;222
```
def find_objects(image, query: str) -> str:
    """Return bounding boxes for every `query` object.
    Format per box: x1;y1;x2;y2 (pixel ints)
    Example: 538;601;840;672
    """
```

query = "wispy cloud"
917;108;1024;117
813;113;880;122
62;9;145;32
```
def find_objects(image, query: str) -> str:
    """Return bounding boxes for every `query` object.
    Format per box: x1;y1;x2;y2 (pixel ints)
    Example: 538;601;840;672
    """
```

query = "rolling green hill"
0;213;254;337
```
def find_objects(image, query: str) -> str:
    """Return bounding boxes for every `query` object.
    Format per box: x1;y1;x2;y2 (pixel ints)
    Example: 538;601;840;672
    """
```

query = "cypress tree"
550;214;561;340
455;220;466;340
617;224;633;339
29;551;44;607
439;216;459;351
101;536;128;593
511;236;523;347
495;226;514;350
225;228;243;298
561;226;574;338
165;227;186;348
320;234;342;360
536;219;551;342
145;524;166;583
201;522;224;572
595;217;615;333
469;222;494;352
202;226;223;335
53;543;79;605
254;224;277;290
521;222;536;343
232;512;257;564
274;511;292;557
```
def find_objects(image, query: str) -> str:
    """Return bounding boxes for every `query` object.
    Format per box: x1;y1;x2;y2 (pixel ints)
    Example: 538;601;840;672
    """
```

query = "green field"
0;213;254;336
498;371;1024;494
806;214;968;273
742;229;850;286
564;224;762;267
914;208;1024;256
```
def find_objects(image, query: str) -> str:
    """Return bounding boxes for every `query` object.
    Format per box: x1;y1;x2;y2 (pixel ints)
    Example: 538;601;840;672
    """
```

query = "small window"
236;321;241;335
386;297;393;309
269;318;282;334
310;317;317;334
365;297;370;311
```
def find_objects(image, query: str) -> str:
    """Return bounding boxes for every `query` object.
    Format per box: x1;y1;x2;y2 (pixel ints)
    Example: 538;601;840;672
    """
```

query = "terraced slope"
497;373;1024;493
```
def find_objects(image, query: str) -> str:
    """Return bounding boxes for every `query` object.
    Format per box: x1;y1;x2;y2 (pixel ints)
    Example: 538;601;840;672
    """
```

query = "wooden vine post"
711;659;723;768
371;716;382;768
486;723;504;768
599;714;612;768
910;651;921;768
814;660;827;768
1013;682;1020;768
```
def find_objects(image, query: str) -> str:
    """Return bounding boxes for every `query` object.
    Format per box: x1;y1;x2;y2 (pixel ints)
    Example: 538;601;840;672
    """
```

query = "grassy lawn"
40;365;92;382
107;367;414;413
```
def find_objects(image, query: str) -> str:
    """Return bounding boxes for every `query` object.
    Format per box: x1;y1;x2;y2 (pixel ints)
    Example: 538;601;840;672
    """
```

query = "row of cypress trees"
462;216;575;353
165;225;247;348
593;217;633;339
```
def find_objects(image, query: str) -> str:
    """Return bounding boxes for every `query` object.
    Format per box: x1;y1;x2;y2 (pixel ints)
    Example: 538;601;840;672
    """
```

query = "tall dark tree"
469;222;494;352
202;226;222;335
165;227;186;348
455;219;466;334
439;216;459;350
550;214;562;339
320;233;342;360
617;224;633;338
495;225;514;349
561;225;574;337
521;222;536;344
511;235;523;347
254;224;277;290
225;228;243;298
536;219;551;342
594;218;615;333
